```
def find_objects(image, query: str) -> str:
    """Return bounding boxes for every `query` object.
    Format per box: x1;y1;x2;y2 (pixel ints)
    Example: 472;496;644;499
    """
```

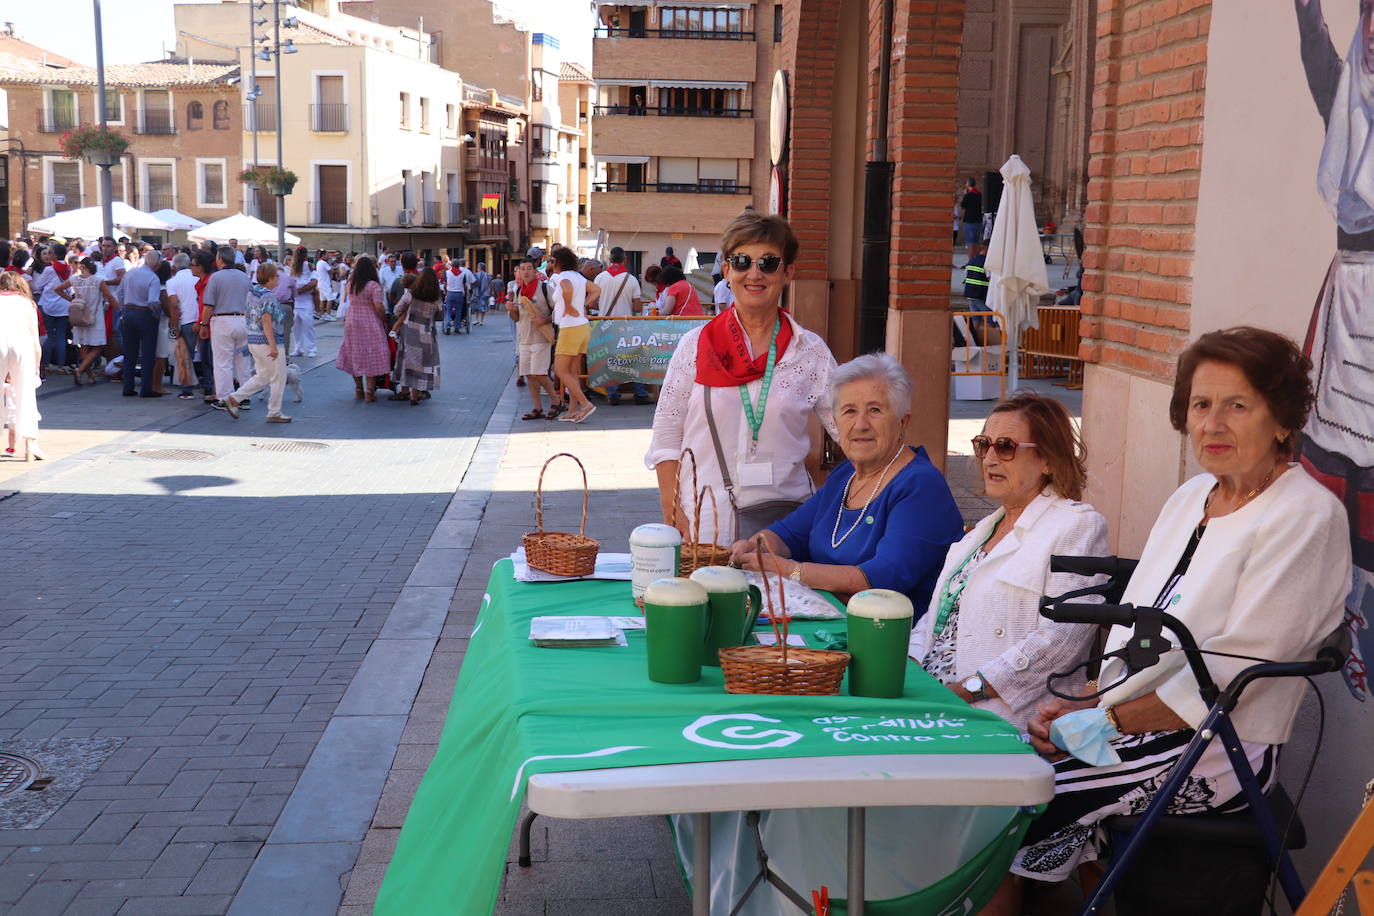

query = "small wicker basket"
719;537;850;696
672;448;731;576
522;452;600;577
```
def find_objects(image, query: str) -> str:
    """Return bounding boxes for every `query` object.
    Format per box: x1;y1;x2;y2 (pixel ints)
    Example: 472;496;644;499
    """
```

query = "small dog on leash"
285;363;304;403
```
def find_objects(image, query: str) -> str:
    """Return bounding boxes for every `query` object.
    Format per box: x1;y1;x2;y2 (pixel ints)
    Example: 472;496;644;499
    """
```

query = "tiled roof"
0;35;84;72
560;61;592;84
291;23;353;47
0;58;240;88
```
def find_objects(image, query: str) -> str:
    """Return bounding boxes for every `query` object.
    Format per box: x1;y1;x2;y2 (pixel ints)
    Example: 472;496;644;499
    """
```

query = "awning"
594;79;645;87
649;79;748;90
594;155;651;164
597;1;751;7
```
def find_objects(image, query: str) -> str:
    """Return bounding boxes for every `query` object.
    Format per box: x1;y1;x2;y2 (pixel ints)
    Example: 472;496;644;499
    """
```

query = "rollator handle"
1049;555;1139;580
1316;626;1352;673
1039;601;1140;627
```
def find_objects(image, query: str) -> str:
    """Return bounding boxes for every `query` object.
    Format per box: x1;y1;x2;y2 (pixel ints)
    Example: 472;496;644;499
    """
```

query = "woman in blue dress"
727;351;964;616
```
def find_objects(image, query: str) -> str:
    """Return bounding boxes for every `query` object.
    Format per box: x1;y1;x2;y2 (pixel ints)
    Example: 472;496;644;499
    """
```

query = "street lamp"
93;0;113;240
248;0;298;261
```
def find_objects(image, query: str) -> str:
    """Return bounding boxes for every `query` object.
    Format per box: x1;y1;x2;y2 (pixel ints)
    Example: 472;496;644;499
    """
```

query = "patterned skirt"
1011;729;1275;882
335;304;392;377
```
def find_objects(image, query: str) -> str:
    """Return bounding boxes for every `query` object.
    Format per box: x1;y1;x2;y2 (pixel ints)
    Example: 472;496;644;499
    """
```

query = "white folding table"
526;751;1054;915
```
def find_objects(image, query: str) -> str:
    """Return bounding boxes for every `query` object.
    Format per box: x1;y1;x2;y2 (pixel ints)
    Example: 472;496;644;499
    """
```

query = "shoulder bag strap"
607;273;632;315
701;386;741;541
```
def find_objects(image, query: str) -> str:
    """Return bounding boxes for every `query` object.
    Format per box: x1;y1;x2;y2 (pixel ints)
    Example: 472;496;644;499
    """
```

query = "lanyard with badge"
737;316;780;485
932;528;996;635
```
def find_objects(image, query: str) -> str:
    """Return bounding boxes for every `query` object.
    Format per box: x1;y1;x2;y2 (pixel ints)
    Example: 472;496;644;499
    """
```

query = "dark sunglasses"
971;436;1038;461
726;253;784;274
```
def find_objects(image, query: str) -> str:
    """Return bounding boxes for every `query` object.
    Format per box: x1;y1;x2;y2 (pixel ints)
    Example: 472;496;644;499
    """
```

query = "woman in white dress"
57;257;118;385
0;272;45;459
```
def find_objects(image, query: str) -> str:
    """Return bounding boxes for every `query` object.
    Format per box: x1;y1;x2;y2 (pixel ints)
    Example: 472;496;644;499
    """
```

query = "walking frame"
1040;556;1351;915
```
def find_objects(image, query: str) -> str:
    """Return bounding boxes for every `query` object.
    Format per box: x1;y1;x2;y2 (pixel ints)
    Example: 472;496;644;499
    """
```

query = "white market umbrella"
27;202;175;239
985;154;1050;390
151;208;206;231
188;213;300;246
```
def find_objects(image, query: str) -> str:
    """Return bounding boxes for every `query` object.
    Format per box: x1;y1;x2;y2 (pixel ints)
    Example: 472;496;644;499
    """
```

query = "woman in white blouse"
646;212;838;540
909;392;1109;731
982;327;1353;913
548;246;600;424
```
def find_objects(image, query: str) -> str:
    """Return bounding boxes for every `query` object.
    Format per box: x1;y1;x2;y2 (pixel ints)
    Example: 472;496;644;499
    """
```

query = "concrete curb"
227;367;522;915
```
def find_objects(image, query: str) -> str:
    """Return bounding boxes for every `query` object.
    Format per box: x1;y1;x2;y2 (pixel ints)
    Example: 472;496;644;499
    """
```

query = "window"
45;158;82;214
660;7;743;36
531;180;546;214
141;160;175;210
420;97;430;133
197;159;226;207
187;101;204;130
399;92;411;128
659;86;744;116
445;103;456;135
45;89;77;132
213;99;230;129
140;89;174;134
104;92;124;123
774;5;783;42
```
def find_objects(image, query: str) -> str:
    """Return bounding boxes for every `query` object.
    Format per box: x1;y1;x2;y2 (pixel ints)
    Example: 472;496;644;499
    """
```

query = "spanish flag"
481;193;500;211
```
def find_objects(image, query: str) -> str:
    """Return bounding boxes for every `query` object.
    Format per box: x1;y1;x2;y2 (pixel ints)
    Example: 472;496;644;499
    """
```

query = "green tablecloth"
376;560;1037;915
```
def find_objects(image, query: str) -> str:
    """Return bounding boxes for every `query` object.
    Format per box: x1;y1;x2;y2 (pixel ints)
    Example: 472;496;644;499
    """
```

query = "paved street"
0;315;516;915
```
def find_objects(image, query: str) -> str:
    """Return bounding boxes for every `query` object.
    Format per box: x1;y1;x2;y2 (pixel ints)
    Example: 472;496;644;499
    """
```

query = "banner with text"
586;317;708;388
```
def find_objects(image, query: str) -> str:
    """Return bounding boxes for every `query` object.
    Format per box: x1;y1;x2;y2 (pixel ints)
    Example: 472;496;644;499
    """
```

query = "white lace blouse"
645;311;838;539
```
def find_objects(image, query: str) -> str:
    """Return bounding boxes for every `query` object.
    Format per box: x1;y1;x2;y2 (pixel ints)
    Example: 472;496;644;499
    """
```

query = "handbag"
524;288;555;344
702;384;803;541
67;283;96;327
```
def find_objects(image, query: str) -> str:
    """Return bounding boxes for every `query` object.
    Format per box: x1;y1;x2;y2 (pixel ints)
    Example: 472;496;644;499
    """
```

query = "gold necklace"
1204;462;1279;521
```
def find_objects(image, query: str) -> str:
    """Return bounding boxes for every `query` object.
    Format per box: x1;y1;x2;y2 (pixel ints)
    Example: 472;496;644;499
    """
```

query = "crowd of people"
647;211;1352;911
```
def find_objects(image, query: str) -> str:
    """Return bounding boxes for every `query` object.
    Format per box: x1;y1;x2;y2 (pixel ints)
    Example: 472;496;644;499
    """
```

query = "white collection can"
629;523;682;601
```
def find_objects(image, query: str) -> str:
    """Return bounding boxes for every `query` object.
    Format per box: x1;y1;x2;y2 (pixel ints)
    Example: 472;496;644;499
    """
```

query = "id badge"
738;460;774;487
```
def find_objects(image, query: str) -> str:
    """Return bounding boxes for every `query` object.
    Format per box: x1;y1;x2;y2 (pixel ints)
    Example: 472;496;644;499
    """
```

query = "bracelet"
789;561;803;584
1103;705;1123;734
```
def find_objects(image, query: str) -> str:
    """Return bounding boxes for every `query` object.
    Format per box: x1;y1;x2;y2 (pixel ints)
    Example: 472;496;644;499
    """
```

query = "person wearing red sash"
646;212;838;540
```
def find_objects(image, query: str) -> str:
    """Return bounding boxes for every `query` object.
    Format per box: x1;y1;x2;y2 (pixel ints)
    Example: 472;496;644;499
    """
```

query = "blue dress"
767;446;964;617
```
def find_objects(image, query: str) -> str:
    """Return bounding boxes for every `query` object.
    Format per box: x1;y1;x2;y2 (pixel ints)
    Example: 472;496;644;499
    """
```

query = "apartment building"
176;1;477;257
527;34;590;254
591;2;778;274
0;56;243;239
559;61;595;253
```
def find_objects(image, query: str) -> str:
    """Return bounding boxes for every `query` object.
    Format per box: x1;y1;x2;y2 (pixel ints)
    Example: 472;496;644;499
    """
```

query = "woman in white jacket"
909;392;1109;731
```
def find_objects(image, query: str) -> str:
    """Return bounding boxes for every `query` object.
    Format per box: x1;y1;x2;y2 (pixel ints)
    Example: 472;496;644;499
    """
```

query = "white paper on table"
528;616;630;647
510;549;635;582
743;571;844;620
753;633;808;647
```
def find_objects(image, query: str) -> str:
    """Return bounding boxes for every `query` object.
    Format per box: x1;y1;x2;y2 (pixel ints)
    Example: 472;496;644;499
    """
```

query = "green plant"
59;124;130;160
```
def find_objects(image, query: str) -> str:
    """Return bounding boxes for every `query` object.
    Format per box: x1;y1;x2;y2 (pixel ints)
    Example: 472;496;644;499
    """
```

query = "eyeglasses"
726;253;784;275
971;436;1038;461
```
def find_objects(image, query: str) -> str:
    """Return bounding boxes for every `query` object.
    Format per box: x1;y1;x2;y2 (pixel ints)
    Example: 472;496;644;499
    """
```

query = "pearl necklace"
831;446;906;549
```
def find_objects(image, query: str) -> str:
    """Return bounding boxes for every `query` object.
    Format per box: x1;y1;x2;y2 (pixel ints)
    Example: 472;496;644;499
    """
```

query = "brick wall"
1079;0;1211;380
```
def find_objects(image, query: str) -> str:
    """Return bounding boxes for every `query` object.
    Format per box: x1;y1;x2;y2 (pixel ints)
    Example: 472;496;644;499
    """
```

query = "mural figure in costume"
1297;0;1374;697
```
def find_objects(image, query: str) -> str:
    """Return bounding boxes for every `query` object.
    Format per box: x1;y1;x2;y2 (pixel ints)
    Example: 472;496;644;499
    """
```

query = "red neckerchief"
103;254;117;264
518;279;541;299
606;264;626;276
51;262;71;281
3;266;20;273
695;307;793;387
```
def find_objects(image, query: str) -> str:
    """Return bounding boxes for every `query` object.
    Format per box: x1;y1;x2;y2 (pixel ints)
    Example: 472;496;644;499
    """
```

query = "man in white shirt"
378;253;400;291
228;238;247;265
165;252;202;399
593;247;649;405
313;251;336;320
96;236;126;307
713;276;735;310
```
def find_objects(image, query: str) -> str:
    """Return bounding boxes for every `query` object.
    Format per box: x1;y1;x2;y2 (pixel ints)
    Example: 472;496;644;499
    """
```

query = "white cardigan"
908;490;1110;730
1100;468;1351;745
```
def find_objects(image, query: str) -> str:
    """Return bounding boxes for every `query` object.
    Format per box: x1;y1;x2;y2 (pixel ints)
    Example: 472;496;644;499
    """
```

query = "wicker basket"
522;453;600;577
672;449;731;576
719;536;850;696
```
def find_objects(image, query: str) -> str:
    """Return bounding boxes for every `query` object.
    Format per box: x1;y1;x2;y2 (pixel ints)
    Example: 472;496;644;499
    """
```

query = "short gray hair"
829;352;912;415
172;252;190;271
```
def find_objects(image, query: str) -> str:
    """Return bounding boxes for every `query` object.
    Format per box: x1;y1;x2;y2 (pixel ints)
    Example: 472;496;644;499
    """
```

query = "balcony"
310;104;349;133
594;26;753;40
398;208;416;226
593;182;750;195
244;103;278;132
136;109;176;135
36;109;78;133
43;193;82;216
310;200;350;226
448;202;464;225
421;201;441;225
593;105;753;119
140;192;176;212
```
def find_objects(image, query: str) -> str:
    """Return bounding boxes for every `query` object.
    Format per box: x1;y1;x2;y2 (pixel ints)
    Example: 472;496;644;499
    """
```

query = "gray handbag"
702;385;802;541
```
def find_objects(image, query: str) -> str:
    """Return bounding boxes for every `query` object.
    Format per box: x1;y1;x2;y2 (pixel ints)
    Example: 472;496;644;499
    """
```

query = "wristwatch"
961;673;989;702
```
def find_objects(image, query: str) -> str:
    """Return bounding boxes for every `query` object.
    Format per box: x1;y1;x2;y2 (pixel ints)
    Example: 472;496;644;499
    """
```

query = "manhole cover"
0;754;41;796
250;440;330;453
129;449;214;461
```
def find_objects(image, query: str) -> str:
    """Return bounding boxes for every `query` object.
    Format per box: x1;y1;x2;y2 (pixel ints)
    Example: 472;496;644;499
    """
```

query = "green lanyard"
932;528;996;635
738;317;781;443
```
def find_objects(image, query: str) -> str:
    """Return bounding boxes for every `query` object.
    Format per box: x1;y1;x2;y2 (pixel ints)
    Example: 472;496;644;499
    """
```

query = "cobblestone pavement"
0;316;518;915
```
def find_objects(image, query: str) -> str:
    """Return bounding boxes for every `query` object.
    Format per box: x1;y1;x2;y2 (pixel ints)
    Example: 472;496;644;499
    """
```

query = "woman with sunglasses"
908;391;1109;732
647;211;838;540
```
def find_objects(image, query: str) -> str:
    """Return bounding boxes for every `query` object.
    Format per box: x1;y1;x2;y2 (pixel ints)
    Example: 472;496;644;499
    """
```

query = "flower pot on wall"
85;150;119;167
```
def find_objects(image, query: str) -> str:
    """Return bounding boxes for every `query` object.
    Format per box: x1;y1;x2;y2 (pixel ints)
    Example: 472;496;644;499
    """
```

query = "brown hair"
0;271;33;301
411;266;441;302
988;392;1087;500
719;211;800;266
255;262;279;285
1169;326;1313;459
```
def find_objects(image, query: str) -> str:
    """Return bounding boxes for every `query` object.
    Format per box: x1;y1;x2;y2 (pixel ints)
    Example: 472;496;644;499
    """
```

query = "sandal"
354;385;365;400
547;401;566;419
388;392;409;401
521;409;545;420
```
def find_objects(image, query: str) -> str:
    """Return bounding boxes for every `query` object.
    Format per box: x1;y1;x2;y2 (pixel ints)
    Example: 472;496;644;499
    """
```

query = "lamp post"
251;0;296;261
93;0;114;241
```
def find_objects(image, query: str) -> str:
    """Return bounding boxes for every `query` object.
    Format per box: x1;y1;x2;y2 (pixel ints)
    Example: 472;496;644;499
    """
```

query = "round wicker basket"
522;452;600;577
719;644;851;695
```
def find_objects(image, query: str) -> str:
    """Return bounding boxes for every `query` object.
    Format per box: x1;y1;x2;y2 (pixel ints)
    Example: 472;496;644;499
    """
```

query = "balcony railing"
43;193;82;216
398;208;416;226
593;181;750;195
141;192;176;212
136;109;176;135
309;200;350;225
310;103;349;132
593;105;754;118
244;103;278;132
448;202;464;225
421;201;440;225
36;109;78;133
594;26;754;40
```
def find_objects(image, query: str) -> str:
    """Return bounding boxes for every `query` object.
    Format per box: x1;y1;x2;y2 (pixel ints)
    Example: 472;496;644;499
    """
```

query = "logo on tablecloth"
682;714;805;750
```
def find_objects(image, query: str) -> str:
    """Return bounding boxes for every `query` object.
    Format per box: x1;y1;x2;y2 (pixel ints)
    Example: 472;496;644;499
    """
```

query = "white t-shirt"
593;270;639;317
292;267;316;309
96;256;126;303
713;278;735;308
549;270;589;328
165;268;200;325
314;259;335;299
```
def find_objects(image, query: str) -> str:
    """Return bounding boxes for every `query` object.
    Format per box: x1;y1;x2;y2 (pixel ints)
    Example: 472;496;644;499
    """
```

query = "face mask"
1049;707;1122;767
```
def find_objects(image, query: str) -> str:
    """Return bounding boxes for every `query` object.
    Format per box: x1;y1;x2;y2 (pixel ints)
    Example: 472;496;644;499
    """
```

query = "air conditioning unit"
398;208;415;226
